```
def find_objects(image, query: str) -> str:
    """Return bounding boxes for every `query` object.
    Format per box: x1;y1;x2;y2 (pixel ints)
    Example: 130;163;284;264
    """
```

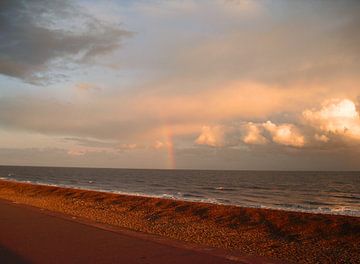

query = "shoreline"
1;177;357;217
0;179;359;263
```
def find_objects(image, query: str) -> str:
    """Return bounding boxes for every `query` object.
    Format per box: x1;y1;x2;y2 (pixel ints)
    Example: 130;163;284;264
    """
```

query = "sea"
0;166;359;217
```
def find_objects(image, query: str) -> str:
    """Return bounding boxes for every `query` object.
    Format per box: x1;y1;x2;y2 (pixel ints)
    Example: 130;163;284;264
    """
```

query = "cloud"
195;124;240;148
152;140;172;150
262;121;305;147
242;122;267;145
1;90;359;154
193;98;360;150
119;143;141;151
63;137;116;148
0;81;314;142
150;0;360;90
195;121;306;148
75;83;102;91
135;81;328;123
0;0;130;83
0;147;170;169
303;99;360;141
314;134;330;143
67;149;87;156
195;126;226;147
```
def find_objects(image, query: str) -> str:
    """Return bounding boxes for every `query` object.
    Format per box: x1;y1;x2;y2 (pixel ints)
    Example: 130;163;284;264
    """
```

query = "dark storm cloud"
0;0;131;83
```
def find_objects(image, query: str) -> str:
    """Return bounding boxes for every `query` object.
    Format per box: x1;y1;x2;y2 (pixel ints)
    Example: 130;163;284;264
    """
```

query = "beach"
0;179;359;263
0;199;247;264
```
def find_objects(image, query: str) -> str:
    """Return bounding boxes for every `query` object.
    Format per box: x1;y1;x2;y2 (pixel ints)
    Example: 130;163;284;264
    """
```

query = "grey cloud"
62;137;118;148
0;147;167;169
0;0;131;83
0;96;161;141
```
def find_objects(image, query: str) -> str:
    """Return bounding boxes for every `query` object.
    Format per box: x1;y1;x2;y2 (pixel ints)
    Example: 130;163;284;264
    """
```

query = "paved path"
0;200;242;264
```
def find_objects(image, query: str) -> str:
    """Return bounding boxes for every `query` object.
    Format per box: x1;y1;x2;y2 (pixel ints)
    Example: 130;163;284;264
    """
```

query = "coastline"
0;179;359;263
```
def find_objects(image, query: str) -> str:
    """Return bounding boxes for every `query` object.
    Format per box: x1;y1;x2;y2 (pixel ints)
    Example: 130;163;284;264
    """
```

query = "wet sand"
0;179;359;263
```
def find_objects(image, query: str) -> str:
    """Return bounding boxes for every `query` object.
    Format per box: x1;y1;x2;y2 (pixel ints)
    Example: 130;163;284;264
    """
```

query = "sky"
0;0;360;170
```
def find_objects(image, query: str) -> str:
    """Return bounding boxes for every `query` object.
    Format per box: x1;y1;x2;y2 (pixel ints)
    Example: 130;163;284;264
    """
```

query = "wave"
200;186;237;191
332;194;360;200
181;193;204;198
303;200;331;206
1;176;359;217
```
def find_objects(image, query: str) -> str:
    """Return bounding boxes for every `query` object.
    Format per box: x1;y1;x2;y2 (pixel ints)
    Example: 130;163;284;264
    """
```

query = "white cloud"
303;99;360;140
263;121;305;147
152;140;173;150
242;122;267;145
314;134;330;143
196;121;305;148
195;125;225;147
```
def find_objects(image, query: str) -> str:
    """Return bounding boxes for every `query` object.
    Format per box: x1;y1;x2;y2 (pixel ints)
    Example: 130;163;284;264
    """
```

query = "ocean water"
0;166;359;217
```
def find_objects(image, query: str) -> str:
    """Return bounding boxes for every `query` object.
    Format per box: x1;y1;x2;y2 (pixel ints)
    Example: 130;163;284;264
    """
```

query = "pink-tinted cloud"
75;83;101;91
195;126;226;147
263;121;305;147
303;99;360;141
67;149;87;156
195;121;306;148
242;122;267;145
152;140;173;150
314;134;330;143
119;143;139;150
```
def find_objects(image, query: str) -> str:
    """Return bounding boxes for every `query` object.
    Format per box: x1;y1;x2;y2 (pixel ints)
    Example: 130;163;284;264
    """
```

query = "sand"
0;199;246;264
0;179;359;263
